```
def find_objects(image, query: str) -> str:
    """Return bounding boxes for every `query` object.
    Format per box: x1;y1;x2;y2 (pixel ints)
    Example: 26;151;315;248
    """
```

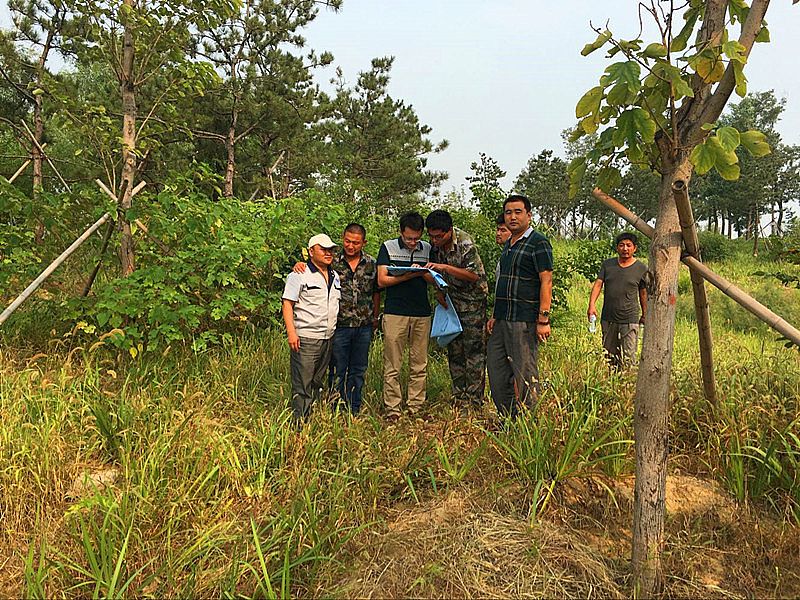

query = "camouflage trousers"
447;308;487;408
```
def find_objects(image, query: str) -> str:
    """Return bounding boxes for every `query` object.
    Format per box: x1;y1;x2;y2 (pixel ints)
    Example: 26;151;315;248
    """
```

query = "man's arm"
282;299;300;351
639;287;648;323
424;262;479;283
372;291;381;327
536;270;553;342
377;265;424;288
588;278;604;319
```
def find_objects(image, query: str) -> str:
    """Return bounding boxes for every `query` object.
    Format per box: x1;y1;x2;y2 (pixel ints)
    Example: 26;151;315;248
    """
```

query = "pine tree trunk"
119;0;137;276
632;158;692;595
32;93;45;243
224;123;236;198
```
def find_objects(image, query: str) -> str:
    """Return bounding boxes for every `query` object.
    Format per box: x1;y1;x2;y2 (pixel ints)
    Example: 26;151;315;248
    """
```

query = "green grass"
1;248;799;596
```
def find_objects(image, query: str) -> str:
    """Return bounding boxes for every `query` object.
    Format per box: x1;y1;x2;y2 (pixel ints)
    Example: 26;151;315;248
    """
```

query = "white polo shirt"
282;261;341;339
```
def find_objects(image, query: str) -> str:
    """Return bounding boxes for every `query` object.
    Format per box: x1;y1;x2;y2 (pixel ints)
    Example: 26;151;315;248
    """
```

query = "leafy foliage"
65;183;348;352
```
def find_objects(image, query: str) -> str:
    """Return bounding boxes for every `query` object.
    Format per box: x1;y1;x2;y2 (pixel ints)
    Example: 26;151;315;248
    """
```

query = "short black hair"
615;231;638;246
399;211;425;232
503;193;531;212
425;209;453;232
496;213;507;226
344;222;366;239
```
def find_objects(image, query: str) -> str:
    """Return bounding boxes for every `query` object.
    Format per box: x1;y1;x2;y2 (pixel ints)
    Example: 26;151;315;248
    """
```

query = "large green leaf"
691;136;740;179
740;130;771;157
716;127;741;152
596;166;622;192
604;61;642;94
606;82;631;106
732;61;748;97
670;8;699;52
722;40;747;63
581;30;612;56
715;159;740;180
613;107;656;148
576;86;604;118
659;63;694;100
643;43;667;58
690;139;716;175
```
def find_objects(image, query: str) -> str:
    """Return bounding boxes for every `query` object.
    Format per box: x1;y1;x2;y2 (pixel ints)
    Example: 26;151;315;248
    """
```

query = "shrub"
65;186;349;352
697;231;735;263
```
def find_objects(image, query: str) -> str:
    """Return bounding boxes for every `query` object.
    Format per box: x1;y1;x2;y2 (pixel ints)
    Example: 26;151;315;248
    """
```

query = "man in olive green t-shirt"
587;232;648;369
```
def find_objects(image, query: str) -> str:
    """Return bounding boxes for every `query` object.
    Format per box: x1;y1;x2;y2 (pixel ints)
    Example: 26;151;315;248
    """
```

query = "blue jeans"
331;325;373;414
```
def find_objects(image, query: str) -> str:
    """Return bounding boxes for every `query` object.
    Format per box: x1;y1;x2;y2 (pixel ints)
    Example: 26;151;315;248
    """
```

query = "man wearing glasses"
424;209;488;414
282;234;341;422
376;211;437;421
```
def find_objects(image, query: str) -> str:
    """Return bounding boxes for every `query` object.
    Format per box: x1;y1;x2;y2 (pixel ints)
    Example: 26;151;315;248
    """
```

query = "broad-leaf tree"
467;152;506;218
570;0;792;593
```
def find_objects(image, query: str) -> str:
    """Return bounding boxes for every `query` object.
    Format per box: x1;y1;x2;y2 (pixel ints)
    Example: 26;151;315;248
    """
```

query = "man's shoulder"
602;257;618;268
527;229;551;245
285;271;304;285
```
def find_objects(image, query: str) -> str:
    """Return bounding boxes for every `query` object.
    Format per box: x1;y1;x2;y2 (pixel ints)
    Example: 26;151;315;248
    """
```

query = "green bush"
65;186;349;352
698;231;735;262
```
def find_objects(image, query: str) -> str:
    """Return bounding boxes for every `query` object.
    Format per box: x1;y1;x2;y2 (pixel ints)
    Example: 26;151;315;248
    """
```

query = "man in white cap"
282;233;341;421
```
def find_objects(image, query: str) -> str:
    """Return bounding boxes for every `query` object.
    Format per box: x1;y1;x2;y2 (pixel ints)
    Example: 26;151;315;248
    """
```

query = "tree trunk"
32;93;45;243
224;122;236;197
32;22;55;244
119;0;137;276
632;158;693;595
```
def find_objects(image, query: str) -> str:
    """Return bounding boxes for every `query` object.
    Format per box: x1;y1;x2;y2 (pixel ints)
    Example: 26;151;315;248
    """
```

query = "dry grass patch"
327;491;625;599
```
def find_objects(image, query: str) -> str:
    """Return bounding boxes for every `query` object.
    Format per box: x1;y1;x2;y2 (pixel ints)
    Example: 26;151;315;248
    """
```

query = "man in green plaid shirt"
487;193;553;419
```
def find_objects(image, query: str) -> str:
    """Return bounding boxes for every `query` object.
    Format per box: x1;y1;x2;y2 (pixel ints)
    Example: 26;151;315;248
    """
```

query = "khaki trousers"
382;314;432;415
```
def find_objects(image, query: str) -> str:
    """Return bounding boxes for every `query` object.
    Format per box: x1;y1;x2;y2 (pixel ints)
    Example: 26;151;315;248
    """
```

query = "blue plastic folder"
431;294;462;347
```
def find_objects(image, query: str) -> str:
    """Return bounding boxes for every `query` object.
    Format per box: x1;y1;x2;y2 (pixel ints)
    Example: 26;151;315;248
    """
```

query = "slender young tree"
68;0;230;274
3;0;69;241
570;0;790;593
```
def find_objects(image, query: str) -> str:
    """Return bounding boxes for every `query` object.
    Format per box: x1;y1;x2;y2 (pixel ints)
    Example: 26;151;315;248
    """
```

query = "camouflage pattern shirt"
431;227;488;313
333;251;379;328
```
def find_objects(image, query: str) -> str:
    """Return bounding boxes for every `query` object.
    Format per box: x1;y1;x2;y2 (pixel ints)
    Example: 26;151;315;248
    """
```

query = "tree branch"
688;0;771;143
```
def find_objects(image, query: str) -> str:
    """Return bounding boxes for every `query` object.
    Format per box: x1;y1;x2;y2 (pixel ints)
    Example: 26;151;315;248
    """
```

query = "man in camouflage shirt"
294;223;380;414
425;210;489;411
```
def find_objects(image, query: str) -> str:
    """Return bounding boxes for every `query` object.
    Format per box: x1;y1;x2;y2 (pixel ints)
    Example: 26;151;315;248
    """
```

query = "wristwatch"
537;309;550;326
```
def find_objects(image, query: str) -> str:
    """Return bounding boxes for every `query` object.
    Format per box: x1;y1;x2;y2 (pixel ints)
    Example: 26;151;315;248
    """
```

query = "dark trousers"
446;309;486;408
290;336;333;420
331;325;373;414
487;320;540;419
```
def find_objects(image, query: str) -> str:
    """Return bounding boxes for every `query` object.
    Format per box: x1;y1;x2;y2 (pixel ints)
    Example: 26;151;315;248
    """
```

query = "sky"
2;0;798;194
303;0;800;193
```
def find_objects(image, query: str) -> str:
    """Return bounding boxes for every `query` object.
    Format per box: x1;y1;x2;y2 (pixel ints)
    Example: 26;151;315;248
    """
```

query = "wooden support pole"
7;143;47;184
81;217;116;297
20;120;71;192
672;180;717;405
0;212;112;326
593;188;800;347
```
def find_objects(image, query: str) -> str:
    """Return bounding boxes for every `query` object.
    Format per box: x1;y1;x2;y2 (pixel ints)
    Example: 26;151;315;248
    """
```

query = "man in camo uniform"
425;209;489;412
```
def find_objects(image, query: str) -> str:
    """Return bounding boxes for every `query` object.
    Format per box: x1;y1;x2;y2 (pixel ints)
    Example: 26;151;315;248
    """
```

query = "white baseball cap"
308;233;338;249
